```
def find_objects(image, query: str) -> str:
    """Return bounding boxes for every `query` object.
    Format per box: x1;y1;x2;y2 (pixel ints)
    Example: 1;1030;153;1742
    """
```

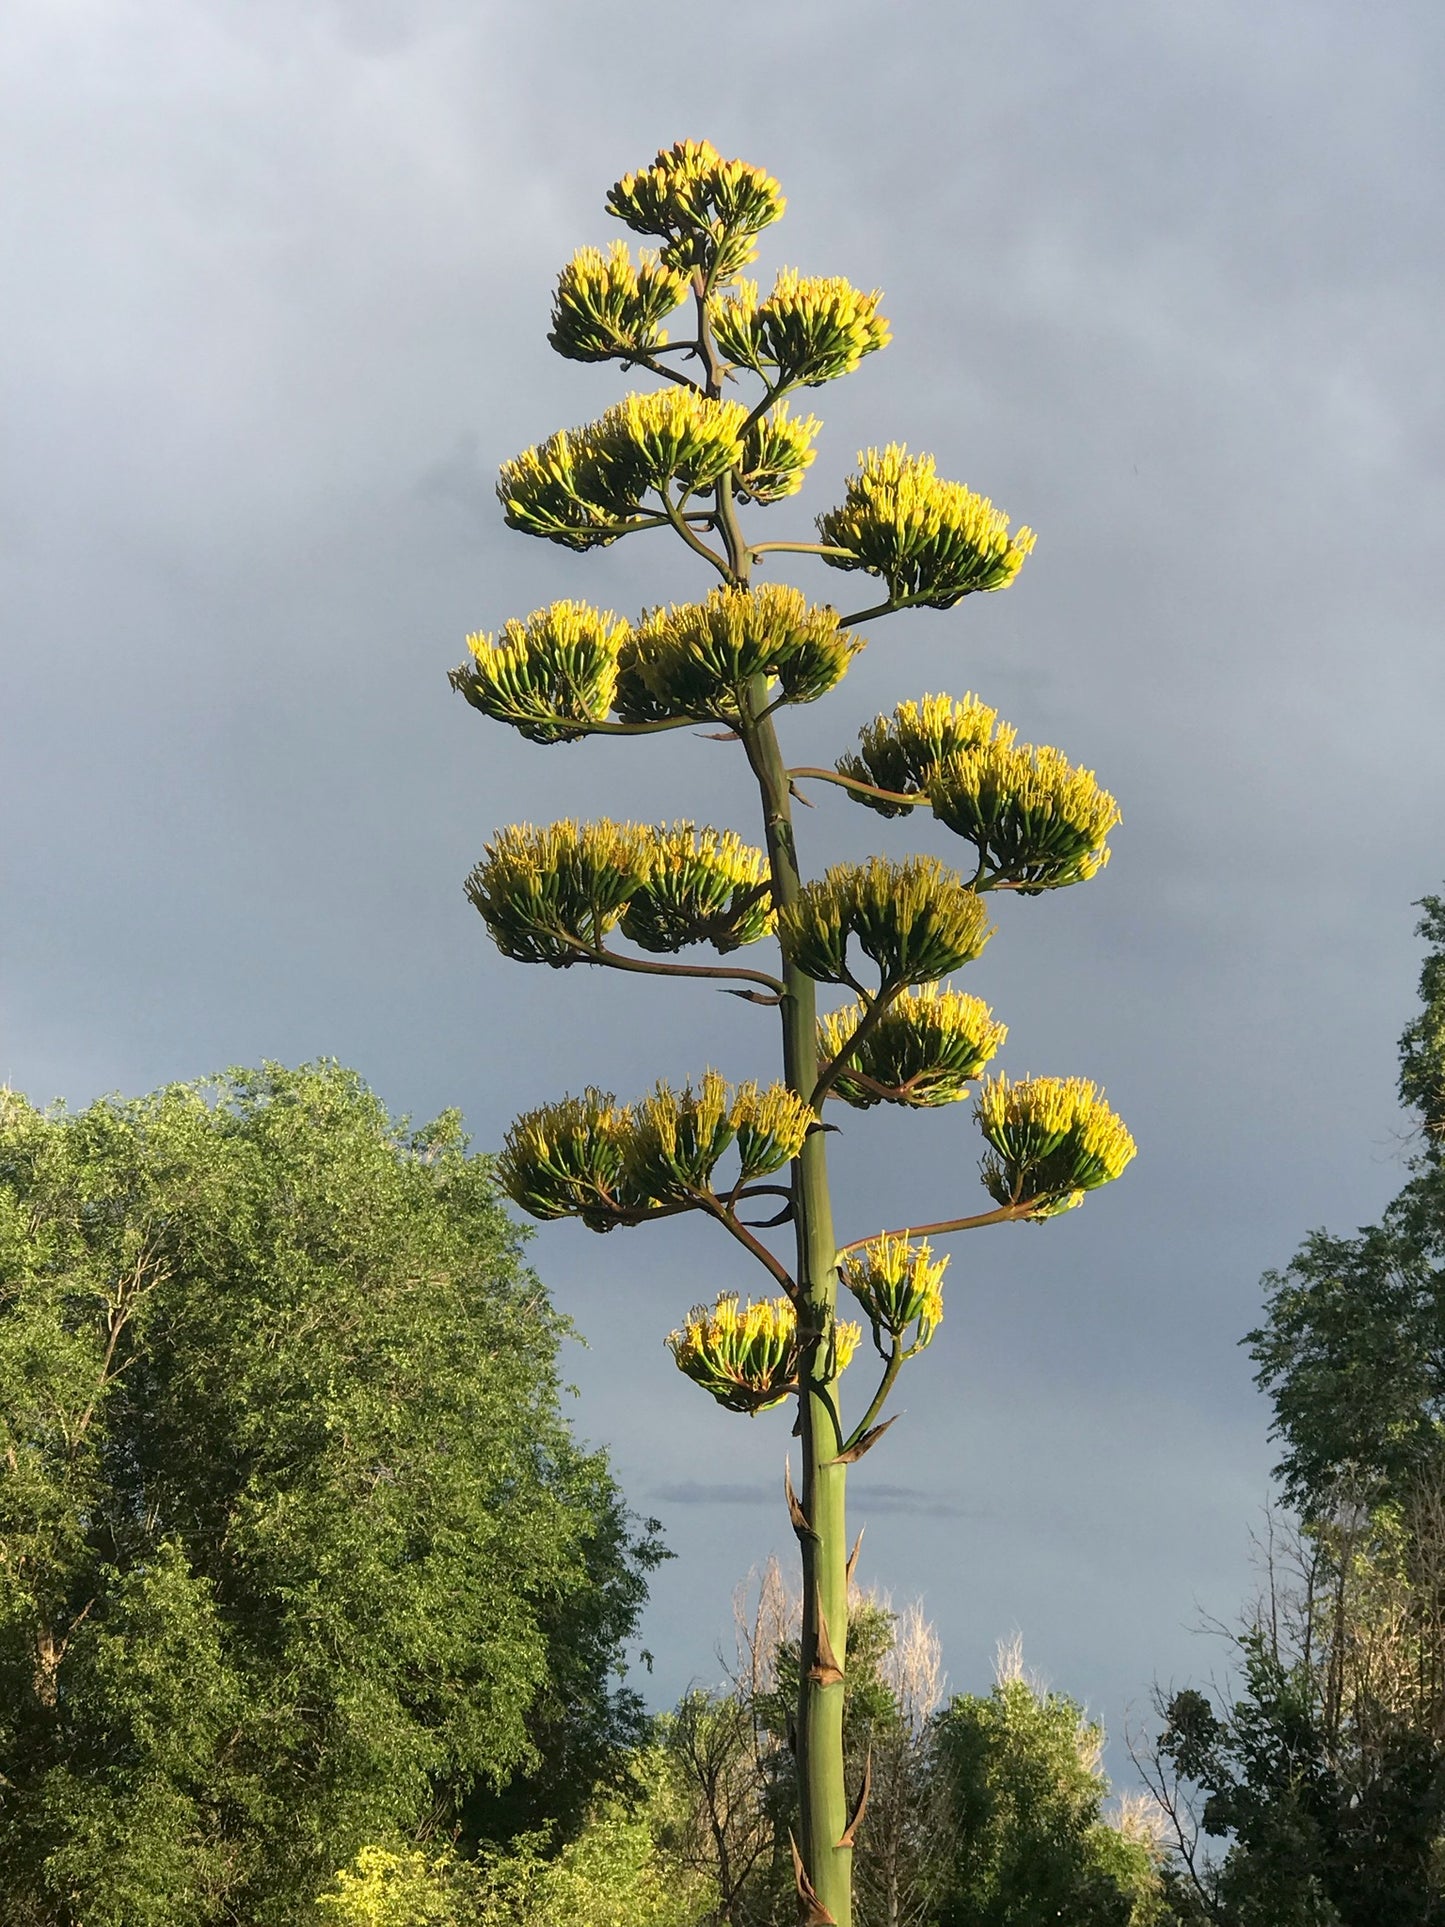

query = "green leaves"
780;855;993;990
818;445;1035;608
0;1065;656;1922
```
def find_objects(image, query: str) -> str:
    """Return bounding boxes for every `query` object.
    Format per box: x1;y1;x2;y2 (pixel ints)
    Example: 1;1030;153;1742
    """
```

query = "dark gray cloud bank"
6;0;1444;1772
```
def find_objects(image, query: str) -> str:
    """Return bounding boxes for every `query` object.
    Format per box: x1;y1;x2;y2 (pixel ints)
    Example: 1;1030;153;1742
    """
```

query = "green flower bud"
818;983;1007;1108
975;1075;1137;1214
817;444;1035;608
781;855;993;990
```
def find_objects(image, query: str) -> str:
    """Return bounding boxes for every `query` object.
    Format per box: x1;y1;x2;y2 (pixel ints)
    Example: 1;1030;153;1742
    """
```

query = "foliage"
1250;892;1445;1515
931;1656;1166;1927
319;1763;712;1927
0;1063;661;1925
1145;900;1445;1922
453;135;1134;1926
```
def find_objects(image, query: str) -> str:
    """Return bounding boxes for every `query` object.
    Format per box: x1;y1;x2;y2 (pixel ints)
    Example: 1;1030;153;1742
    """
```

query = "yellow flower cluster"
467;818;776;962
497;1073;812;1232
738;400;822;505
840;1233;948;1356
548;240;691;364
498;1088;634;1231
627;1070;813;1202
606;140;786;282
467;819;652;965
818;445;1036;608
818;982;1007;1109
782;855;993;990
621;823;773;954
498;390;750;549
451;601;629;743
711;269;891;387
667;1293;861;1415
631;584;864;719
975;1075;1137;1216
837;692;1016;817
929;740;1121;892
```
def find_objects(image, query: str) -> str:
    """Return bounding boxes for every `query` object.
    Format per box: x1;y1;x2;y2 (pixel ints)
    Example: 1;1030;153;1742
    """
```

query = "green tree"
454;137;1136;1926
1250;892;1445;1514
1143;895;1445;1924
0;1063;661;1926
931;1649;1165;1927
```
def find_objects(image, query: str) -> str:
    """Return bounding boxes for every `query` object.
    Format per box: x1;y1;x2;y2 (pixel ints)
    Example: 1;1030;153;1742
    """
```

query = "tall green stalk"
451;139;1138;1926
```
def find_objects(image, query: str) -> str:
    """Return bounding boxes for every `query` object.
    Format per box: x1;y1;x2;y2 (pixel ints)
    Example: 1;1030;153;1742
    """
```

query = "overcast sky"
6;0;1445;1774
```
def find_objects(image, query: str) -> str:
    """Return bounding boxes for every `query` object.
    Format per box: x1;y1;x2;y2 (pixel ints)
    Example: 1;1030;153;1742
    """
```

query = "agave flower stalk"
450;140;1136;1927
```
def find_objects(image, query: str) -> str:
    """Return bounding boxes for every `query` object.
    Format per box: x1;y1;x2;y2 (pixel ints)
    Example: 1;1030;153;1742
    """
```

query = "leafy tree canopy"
0;1062;662;1926
1250;893;1445;1513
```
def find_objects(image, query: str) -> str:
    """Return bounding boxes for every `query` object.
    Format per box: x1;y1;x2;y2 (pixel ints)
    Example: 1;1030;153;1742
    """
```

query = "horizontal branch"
787;766;920;811
837;1199;1042;1254
555;931;786;998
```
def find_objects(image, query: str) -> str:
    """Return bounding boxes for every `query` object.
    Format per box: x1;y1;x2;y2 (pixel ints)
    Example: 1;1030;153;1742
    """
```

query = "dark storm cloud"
5;0;1443;1770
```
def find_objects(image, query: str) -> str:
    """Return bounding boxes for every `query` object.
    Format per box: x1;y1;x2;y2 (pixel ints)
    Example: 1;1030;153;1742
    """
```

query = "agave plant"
451;138;1135;1927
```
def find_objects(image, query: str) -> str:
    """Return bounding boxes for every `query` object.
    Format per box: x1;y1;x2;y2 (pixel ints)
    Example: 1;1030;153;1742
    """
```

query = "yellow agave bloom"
620;823;774;955
667;1294;860;1415
818;983;1007;1109
738;400;823;505
548;240;690;363
711;269;891;386
450;601;629;744
929;740;1121;892
818;445;1036;608
607;140;785;281
976;1075;1137;1215
498;391;749;548
631;584;863;720
624;1070;812;1202
840;1233;948;1356
498;1088;637;1231
465;818;651;965
782;854;993;990
837;692;1017;817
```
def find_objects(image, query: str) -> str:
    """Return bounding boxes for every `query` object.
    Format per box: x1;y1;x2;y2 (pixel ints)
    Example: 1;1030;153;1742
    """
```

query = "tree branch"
555;931;785;998
837;1201;1041;1254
